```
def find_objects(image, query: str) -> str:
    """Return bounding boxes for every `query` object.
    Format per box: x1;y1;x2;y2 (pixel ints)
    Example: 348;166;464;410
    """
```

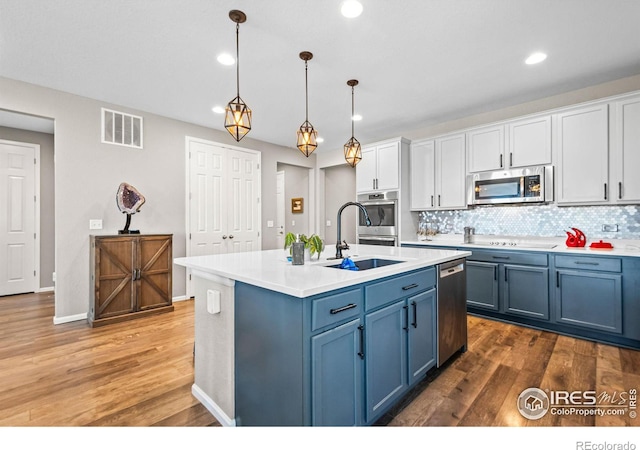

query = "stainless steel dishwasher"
437;258;468;367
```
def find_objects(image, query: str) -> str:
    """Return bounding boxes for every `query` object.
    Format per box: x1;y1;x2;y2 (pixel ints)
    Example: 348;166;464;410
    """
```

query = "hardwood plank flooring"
1;292;638;427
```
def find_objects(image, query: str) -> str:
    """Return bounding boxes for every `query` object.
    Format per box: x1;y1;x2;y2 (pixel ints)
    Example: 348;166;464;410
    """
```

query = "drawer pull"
329;303;357;315
575;261;600;266
402;283;419;291
492;256;511;260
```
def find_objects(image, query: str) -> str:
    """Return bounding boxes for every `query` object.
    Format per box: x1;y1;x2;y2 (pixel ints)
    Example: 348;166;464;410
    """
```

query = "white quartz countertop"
174;244;470;298
401;234;640;258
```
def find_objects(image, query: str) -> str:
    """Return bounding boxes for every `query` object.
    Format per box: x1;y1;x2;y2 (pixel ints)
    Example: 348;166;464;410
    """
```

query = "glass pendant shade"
344;79;362;166
344;136;362;167
224;10;251;142
225;95;252;141
297;51;317;157
297;120;318;156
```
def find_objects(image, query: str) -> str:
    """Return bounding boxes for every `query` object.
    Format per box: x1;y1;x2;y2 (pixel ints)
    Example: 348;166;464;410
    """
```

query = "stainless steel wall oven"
357;191;398;246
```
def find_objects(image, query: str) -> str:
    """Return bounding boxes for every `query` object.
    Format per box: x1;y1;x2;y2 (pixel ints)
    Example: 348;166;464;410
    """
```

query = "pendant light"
224;10;252;141
296;51;318;156
344;79;362;167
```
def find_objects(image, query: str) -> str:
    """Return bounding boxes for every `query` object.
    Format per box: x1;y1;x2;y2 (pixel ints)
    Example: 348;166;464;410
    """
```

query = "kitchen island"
174;244;470;426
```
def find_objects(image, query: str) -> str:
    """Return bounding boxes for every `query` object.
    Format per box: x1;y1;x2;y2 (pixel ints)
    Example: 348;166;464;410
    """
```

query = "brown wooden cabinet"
89;234;173;327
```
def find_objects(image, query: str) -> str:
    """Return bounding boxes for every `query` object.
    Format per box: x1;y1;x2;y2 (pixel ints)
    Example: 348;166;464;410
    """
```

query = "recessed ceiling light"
352;114;362;121
525;52;547;65
212;106;225;114
217;53;235;66
341;0;363;18
316;137;325;143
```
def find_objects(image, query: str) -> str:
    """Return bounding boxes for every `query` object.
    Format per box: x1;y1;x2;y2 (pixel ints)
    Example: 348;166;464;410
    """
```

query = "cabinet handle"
574;261;599;266
505;268;508;282
604;183;608;200
510;152;513;167
330;303;357;315
492;256;511;260
619;182;622;200
132;269;137;281
402;283;419;291
411;301;417;328
438;195;441;207
500;154;503;168
403;305;409;331
556;271;559;288
357;325;365;360
431;195;434;207
372;179;375;190
494;266;497;281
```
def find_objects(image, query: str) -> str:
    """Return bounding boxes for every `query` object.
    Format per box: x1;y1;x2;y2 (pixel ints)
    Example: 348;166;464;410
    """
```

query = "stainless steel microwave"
467;165;553;205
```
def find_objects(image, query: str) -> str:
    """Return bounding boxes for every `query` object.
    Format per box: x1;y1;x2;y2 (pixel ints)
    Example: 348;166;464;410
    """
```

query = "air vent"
101;108;143;148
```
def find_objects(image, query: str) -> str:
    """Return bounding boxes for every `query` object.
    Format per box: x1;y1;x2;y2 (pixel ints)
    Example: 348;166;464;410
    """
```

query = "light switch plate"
89;219;103;230
291;220;296;226
267;220;274;228
326;220;331;227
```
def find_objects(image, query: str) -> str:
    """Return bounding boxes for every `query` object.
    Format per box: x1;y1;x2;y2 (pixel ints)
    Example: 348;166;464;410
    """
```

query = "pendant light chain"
235;22;240;98
305;59;309;122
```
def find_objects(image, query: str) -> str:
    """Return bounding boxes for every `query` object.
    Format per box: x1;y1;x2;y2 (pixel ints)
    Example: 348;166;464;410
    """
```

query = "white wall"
0;76;315;322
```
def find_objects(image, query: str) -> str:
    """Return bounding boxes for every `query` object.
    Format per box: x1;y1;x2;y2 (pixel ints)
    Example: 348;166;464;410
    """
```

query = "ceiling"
2;0;640;152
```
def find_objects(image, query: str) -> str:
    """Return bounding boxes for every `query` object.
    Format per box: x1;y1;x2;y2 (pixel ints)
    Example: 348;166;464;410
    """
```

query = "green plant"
284;232;325;259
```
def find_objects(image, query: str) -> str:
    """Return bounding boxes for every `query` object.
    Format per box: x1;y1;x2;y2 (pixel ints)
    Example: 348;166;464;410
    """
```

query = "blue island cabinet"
233;267;437;426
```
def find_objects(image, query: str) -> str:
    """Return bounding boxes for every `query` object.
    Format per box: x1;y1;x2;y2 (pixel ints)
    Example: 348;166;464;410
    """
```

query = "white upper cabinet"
356;140;400;193
435;133;467;209
467;115;552;173
555;103;609;204
507;114;552;168
409;134;466;211
466;124;505;172
611;95;640;203
409;140;435;210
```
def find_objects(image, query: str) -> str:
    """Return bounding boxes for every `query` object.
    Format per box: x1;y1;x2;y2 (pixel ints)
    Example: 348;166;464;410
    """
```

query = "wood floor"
1;292;638;427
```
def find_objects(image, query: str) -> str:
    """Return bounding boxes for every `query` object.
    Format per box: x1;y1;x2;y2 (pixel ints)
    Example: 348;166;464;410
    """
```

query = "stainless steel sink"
324;258;403;270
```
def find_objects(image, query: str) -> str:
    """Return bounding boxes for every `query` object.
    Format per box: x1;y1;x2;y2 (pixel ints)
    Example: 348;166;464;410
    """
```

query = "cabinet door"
407;289;436;385
409;140;435;210
375;142;400;191
503;265;549;320
311;319;363;426
556;104;609;204
466;261;499;311
508;115;552;168
138;236;172;310
555;270;622;333
467;125;504;172
612;97;640;203
365;300;407;423
356;146;377;193
94;237;136;319
436;133;467;209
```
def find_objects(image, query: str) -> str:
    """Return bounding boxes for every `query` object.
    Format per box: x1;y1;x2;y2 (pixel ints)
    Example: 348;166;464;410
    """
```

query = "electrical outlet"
602;224;619;232
52;272;56;282
89;219;103;230
291;220;296;226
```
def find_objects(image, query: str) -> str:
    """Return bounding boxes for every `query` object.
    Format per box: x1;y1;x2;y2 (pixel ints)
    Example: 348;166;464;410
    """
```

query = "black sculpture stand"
118;213;140;234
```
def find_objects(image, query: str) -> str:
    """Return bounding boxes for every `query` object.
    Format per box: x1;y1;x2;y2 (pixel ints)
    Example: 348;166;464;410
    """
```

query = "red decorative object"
590;240;614;249
565;227;587;247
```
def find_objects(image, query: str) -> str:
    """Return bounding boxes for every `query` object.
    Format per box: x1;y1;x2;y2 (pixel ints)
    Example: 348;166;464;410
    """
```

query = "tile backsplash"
417;204;640;240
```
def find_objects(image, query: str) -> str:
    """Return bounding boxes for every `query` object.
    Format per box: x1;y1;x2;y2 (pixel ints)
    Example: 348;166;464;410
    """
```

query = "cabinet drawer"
312;288;363;331
555;255;621;272
365;268;435;311
468;250;547;266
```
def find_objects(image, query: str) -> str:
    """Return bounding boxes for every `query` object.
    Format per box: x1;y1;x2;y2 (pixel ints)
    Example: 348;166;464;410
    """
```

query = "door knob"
229;235;234;239
222;235;228;239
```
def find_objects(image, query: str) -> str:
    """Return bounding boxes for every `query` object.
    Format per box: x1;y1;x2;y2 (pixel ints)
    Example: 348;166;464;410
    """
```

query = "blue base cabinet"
234;266;439;426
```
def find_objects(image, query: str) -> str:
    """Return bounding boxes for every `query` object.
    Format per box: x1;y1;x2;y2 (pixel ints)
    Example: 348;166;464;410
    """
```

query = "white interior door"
276;170;285;249
226;149;261;253
0;141;37;296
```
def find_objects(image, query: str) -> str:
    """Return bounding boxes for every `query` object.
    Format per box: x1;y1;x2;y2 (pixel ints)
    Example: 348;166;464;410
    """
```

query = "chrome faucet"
335;202;371;259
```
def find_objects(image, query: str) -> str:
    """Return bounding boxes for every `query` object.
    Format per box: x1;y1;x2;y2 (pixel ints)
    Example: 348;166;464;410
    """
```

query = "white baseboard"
172;295;192;303
191;384;236;427
37;286;54;293
53;312;87;325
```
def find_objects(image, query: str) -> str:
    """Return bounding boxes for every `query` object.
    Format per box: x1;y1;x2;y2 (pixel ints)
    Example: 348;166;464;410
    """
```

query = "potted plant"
284;232;325;260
